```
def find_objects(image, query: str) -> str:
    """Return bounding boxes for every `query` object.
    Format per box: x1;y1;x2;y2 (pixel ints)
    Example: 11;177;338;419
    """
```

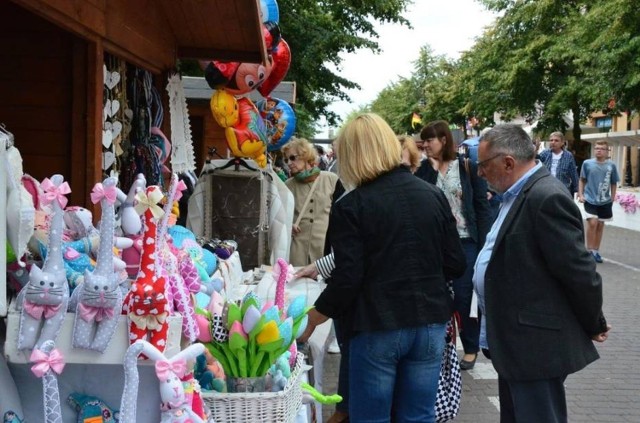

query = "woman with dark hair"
418;120;493;370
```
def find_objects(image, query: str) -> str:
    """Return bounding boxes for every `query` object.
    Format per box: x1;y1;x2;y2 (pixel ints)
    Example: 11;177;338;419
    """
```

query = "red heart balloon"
258;39;291;97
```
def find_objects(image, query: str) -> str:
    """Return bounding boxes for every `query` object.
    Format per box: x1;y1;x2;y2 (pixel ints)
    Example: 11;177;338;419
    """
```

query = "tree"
277;0;411;137
368;45;465;134
465;0;606;161
370;77;422;134
570;0;640;113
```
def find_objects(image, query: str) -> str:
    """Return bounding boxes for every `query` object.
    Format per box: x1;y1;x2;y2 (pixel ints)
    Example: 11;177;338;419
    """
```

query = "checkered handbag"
435;317;462;422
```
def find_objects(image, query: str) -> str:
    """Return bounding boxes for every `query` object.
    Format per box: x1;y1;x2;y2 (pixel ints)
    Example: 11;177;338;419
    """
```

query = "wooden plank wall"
0;1;82;203
188;102;229;172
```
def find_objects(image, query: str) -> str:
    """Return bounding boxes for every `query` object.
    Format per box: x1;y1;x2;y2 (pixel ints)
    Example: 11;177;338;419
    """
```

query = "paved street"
321;225;640;422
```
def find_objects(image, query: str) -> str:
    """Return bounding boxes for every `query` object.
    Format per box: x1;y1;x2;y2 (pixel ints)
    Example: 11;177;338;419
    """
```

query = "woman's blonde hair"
282;137;317;165
397;135;422;173
334;113;402;189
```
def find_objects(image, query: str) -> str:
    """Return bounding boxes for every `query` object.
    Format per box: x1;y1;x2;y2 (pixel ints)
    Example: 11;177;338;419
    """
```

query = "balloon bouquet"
201;0;296;167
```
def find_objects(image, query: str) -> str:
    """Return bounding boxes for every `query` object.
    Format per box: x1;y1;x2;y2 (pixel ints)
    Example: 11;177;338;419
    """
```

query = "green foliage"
278;0;412;134
456;0;604;159
369;46;466;134
369;0;640;163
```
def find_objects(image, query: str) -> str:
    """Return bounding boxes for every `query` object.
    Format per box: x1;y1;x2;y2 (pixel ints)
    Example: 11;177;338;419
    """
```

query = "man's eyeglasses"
283;154;299;163
476;153;505;169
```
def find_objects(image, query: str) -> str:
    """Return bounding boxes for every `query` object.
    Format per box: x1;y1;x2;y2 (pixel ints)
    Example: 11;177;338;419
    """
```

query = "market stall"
0;0;328;422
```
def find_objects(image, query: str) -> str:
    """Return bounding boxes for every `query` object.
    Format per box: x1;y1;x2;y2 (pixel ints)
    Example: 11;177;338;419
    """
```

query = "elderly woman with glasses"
282;137;339;266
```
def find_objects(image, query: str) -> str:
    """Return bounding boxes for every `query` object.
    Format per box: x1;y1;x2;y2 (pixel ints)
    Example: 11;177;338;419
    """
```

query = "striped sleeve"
315;253;335;279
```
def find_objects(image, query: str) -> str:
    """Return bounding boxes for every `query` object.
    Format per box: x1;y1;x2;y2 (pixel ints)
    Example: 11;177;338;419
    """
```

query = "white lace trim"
167;74;196;174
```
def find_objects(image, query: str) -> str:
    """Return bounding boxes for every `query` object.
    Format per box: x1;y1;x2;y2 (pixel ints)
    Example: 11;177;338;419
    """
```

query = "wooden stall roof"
10;0;267;72
183;76;296;104
158;0;267;63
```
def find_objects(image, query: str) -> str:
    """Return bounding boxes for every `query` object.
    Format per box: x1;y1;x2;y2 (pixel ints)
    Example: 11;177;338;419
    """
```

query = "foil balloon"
210;89;239;128
210;90;269;167
256;97;296;152
204;61;272;95
260;0;279;23
263;21;281;53
202;61;240;89
258;39;291;97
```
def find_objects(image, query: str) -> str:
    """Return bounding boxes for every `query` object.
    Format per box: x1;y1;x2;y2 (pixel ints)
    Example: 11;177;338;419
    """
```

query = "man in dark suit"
473;124;611;422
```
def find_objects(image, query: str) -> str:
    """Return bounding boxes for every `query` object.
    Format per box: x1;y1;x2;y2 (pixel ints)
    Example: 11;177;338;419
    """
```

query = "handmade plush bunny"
123;186;170;352
71;178;124;352
119;174;146;278
118;173;146;236
16;175;70;350
119;340;207;423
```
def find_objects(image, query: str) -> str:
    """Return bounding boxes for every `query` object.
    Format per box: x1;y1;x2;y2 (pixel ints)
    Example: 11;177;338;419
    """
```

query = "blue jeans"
348;324;447;423
454;239;480;354
334;318;349;413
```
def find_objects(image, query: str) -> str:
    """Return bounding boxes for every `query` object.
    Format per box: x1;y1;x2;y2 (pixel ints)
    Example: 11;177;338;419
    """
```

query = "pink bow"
23;301;62;320
30;348;65;378
78;303;115;322
174;180;188;202
90;182;118;205
155;359;187;382
41;178;71;208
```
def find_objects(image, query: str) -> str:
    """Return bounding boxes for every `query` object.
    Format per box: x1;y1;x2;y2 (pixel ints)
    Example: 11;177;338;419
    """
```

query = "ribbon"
78;303;116;322
90;182;118;205
174;180;188;202
155;358;187;382
134;187;165;219
129;312;168;331
23;301;62;320
30;348;65;378
41;178;71;208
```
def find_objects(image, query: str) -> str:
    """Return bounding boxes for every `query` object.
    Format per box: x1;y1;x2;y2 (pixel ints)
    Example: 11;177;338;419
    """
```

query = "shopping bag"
435;318;462;422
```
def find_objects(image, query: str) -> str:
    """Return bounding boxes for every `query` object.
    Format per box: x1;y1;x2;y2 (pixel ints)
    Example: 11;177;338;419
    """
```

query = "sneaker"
327;337;341;354
592;251;603;263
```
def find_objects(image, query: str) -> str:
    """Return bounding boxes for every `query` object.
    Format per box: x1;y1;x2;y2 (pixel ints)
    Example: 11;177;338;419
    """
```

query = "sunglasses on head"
283;154;299;163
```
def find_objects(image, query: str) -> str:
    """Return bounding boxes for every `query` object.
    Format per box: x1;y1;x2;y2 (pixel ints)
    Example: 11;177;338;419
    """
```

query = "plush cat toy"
16;175;70;350
71;178;124;352
123;186;170;352
29;340;65;423
156;174;200;342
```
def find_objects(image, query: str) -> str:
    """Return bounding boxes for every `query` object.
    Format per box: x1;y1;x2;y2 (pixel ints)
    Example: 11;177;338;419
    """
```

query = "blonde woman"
300;113;466;422
397;134;422;173
282;137;339;266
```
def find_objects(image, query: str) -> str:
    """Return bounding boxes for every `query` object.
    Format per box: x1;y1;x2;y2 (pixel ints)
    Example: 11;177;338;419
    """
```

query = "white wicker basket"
202;353;304;423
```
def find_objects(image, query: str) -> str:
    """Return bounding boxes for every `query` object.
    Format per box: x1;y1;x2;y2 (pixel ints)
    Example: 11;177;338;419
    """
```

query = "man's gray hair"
479;124;536;161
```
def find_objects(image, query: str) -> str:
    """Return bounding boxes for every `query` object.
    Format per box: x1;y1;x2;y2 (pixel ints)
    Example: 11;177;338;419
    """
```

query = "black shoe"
460;355;477;370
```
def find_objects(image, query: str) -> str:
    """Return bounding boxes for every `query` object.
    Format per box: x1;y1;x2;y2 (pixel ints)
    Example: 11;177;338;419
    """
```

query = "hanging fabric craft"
167;73;196;174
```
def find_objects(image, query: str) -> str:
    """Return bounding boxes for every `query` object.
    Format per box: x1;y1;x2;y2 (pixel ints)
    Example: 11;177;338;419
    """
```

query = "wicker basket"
202;353;305;423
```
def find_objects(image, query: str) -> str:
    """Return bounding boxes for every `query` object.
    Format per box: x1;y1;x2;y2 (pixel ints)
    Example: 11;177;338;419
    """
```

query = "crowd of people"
276;114;612;423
